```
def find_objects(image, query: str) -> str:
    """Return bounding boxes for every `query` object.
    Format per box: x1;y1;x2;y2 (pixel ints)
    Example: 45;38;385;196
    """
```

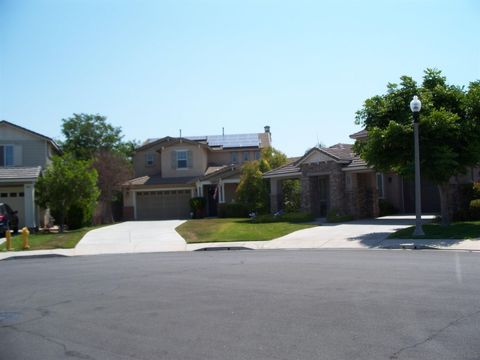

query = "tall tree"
36;155;100;232
93;150;133;223
236;147;288;213
60;113;137;223
61;113;125;160
354;69;480;225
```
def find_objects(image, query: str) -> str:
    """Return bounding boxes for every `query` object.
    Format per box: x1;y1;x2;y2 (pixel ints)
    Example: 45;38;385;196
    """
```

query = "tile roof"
321;144;355;161
0;166;42;180
343;157;370;171
124;175;198;186
349;129;368;140
263;157;302;178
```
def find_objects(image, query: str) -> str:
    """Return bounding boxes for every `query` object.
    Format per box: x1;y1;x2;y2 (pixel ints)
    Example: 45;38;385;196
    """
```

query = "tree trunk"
101;200;114;224
59;210;65;233
437;183;450;226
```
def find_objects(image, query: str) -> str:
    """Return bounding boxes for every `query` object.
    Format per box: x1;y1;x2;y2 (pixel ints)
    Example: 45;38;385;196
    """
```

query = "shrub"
378;199;398;217
217;203;249;218
453;199;480;221
469;199;480;220
473;182;480;199
326;209;353;223
282;179;301;213
65;203;93;230
189;197;206;219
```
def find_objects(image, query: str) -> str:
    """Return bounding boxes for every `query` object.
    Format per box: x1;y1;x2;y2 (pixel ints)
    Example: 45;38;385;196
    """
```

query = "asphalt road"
1;249;479;360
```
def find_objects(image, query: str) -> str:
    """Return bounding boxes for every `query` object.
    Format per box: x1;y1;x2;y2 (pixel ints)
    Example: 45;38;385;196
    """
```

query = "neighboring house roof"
343;157;370;172
138;132;267;151
199;165;240;182
320;144;355;161
263;157;302;178
0;120;61;152
123;175;198;187
349;129;368;140
0;166;42;181
297;144;355;166
264;143;372;178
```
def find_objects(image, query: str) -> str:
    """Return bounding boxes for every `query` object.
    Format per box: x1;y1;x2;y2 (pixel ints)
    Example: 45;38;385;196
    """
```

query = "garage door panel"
137;190;191;220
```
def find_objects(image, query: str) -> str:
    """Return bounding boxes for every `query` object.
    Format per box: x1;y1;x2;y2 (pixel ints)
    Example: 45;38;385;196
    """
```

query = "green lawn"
176;218;317;243
0;226;99;251
388;221;480;240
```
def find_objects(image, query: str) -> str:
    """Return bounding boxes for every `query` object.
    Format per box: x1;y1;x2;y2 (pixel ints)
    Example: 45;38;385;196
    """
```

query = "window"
231;152;238;164
243;152;250;162
0;145;14;166
177;150;188;169
254;151;260;160
145;153;155;167
376;173;384;199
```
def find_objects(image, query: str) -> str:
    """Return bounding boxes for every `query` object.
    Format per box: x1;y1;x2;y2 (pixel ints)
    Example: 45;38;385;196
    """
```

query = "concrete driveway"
74;220;187;255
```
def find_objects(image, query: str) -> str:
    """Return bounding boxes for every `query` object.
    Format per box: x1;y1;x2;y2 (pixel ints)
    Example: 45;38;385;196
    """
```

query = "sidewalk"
2;216;480;260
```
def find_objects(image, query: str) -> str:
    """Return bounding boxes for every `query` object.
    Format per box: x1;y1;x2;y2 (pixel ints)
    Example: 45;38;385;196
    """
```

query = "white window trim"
176;149;189;169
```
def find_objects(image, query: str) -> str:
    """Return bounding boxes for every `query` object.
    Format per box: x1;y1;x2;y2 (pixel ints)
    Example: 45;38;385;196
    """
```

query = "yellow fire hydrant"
5;230;13;251
21;227;30;250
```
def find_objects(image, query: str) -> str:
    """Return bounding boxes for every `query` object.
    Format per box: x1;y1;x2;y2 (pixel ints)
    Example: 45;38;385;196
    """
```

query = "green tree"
61;113;127;160
36;155;100;232
354;69;480;225
236;147;288;213
60;113;137;223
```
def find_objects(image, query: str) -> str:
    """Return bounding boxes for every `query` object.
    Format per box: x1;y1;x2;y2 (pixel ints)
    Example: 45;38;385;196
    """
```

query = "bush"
326;209;353;223
452;199;480;221
217;203;250;218
250;212;314;223
378;199;398;217
190;197;206;219
65;203;93;230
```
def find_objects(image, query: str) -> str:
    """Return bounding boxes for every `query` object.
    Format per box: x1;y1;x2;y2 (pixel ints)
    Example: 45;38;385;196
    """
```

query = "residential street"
1;250;479;360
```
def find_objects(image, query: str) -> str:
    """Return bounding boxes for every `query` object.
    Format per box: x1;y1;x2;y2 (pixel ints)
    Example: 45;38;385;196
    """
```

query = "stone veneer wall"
300;162;347;216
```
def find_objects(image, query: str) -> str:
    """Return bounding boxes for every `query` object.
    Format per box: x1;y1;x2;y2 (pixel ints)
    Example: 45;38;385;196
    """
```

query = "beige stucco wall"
383;172;404;212
133;148;162;177
208;149;258;166
161;144;208;178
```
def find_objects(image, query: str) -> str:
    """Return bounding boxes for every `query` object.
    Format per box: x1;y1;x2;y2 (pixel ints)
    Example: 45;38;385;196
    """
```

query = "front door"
205;185;219;217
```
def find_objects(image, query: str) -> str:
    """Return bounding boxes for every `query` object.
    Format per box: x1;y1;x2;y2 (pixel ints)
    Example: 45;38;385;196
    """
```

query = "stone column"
24;183;36;229
270;178;279;213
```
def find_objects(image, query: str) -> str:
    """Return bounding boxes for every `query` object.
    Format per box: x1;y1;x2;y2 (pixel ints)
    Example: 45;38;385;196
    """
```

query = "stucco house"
265;129;480;219
0;120;61;228
122;126;272;220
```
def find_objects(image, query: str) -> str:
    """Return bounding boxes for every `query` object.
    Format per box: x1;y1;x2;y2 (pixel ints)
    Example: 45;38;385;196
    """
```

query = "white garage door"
0;187;25;227
136;189;192;220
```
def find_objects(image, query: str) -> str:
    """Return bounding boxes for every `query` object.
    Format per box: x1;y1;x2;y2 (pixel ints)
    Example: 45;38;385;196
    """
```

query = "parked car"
0;203;19;235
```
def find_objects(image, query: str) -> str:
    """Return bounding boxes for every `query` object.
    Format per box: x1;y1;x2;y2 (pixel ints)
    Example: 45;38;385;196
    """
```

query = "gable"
0;123;41;142
299;148;339;165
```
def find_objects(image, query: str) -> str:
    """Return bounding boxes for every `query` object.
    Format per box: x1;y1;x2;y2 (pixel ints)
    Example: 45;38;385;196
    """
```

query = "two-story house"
122;126;272;220
0;120;61;228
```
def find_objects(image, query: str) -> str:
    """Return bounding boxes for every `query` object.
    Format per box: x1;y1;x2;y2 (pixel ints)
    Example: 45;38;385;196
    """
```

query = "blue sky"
1;0;479;156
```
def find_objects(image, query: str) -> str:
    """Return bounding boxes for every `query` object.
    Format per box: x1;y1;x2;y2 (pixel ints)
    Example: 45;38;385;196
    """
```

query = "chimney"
264;125;271;146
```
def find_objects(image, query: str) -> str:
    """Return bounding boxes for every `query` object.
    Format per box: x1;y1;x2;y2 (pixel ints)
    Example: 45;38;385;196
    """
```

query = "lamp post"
410;95;424;236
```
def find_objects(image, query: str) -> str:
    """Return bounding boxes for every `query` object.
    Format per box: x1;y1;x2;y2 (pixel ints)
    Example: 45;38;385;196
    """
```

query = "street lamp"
410;95;424;236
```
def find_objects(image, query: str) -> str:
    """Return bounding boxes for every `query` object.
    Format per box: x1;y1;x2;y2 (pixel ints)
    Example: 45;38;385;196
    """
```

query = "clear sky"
1;0;479;156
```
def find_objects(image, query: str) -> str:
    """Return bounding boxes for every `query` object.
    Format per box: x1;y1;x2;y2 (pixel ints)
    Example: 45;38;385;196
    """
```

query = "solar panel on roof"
207;134;259;148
